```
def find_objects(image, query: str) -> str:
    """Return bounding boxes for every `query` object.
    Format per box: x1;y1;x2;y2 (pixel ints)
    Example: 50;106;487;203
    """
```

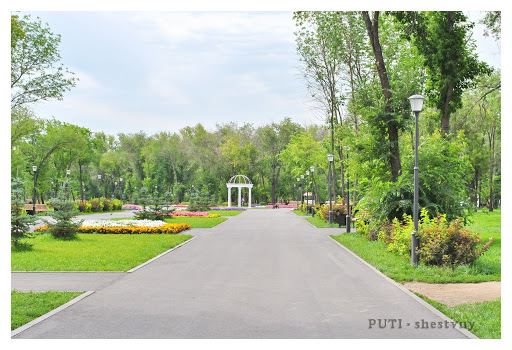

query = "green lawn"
209;210;245;216
11;290;83;330
330;208;500;283
416;294;501;339
164;217;228;228
12;233;193;271
305;216;339;228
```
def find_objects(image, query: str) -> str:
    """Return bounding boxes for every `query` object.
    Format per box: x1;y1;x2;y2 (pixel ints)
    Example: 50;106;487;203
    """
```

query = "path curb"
126;236;196;273
11;291;95;338
329;235;479;339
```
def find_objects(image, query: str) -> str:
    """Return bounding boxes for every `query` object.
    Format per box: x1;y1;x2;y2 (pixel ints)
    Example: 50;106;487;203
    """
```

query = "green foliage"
44;183;82;239
360;208;493;266
417;213;493;266
11;14;77;108
11;178;36;247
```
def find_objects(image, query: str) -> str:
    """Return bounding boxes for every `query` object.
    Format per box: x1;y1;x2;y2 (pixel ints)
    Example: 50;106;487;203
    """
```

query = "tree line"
11;12;501;218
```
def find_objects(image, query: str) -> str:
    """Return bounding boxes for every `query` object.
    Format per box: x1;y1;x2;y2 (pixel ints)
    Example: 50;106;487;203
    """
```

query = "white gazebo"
227;175;253;208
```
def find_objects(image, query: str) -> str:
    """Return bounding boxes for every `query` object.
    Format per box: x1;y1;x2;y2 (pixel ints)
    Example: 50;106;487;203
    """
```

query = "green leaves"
11;15;77;108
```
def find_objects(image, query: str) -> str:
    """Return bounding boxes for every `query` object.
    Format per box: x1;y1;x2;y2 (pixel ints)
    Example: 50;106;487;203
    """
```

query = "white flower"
80;219;167;228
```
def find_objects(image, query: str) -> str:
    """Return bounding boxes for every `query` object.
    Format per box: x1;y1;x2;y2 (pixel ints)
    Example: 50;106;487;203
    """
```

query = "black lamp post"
306;170;310;211
409;94;426;266
300;174;304;208
345;151;351;233
310;166;315;217
328;154;334;224
296;178;300;208
66;169;71;201
98;174;102;198
32;165;37;215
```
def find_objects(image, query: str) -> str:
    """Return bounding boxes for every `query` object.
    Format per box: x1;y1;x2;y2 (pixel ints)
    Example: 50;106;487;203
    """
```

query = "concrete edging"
11;291;95;338
126;235;196;273
328;235;479;339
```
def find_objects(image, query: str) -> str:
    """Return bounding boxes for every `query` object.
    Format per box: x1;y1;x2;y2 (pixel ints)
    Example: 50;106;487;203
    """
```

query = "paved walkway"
13;209;473;339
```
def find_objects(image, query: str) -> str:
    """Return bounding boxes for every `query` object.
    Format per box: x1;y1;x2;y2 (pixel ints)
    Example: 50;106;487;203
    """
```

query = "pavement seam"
126;236;196;273
328;235;479;339
11;290;95;338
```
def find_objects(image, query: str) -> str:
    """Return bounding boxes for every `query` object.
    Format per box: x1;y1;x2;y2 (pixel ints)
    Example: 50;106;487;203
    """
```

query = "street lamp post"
32;166;37;215
300;174;304;208
345;151;351;233
328;154;334;224
409;94;426;266
98;174;102;198
66;169;71;201
119;178;123;200
296;178;300;209
310;166;315;217
306;170;310;212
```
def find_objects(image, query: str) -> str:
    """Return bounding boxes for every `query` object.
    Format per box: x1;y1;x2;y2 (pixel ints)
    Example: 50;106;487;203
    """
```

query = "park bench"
23;204;49;215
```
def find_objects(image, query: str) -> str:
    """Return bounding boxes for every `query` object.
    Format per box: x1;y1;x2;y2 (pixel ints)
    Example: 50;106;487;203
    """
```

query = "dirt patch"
403;281;501;307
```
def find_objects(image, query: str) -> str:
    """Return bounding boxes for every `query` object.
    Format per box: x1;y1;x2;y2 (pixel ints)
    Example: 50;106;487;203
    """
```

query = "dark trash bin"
337;214;347;228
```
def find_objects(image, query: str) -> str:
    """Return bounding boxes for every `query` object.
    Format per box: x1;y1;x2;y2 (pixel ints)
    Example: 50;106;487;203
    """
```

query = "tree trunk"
440;12;456;135
362;11;401;181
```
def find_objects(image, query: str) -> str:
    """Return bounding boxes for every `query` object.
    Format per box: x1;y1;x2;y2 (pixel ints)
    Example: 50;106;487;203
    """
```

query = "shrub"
43;185;82;239
11;178;36;247
416;213;493;266
111;199;123;210
100;198;112;212
90;198;102;212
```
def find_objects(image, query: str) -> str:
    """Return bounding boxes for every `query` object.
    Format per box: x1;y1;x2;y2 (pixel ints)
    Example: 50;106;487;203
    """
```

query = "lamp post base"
346;215;351;233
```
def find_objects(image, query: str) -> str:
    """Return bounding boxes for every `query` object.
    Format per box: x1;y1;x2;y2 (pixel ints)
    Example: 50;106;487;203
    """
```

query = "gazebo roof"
227;175;252;185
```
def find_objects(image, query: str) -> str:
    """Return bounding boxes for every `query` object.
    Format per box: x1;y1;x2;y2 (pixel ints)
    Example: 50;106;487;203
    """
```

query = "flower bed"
265;204;296;208
172;214;220;218
166;211;211;217
35;219;191;234
122;204;142;210
209;207;247;210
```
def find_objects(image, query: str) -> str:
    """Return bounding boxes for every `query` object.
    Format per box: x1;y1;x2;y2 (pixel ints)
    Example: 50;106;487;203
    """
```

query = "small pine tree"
44;182;82;239
135;187;153;220
11;178;36;247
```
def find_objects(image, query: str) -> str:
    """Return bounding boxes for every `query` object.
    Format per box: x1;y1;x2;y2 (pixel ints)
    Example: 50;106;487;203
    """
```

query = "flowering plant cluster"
265;204;296;208
166;211;211;217
81;219;167;227
122;204;142;210
172;214;220;218
209;207;246;210
36;221;191;235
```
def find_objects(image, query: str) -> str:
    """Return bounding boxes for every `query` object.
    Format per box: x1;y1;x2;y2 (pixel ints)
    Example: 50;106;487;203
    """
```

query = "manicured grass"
330;208;500;283
416;294;501;339
209;210;245;216
305;216;339;228
12;233;193;271
331;233;499;283
466;209;501;278
164;217;228;228
11;290;83;330
292;209;309;216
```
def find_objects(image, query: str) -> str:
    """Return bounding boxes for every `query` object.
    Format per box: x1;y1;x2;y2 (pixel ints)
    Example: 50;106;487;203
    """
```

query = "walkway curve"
13;209;474;339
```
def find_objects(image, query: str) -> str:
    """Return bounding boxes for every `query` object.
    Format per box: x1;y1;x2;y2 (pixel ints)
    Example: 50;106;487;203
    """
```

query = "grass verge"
11;290;83;330
415;294;501;339
305;216;340;228
12;233;192;271
209;210;245;216
164;217;227;228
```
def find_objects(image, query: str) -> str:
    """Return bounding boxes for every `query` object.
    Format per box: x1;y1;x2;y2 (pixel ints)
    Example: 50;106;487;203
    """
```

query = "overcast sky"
14;8;501;136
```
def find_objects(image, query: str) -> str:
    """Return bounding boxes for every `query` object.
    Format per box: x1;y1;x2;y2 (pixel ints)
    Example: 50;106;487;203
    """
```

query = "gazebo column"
248;187;252;209
228;186;232;207
238;186;241;207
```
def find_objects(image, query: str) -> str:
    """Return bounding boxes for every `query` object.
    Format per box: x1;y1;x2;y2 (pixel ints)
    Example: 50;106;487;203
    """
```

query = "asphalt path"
13;209;472;339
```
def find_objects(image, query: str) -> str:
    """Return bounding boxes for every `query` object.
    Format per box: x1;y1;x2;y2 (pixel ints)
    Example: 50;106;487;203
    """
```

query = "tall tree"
361;11;402;181
11;14;77;109
391;11;491;134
